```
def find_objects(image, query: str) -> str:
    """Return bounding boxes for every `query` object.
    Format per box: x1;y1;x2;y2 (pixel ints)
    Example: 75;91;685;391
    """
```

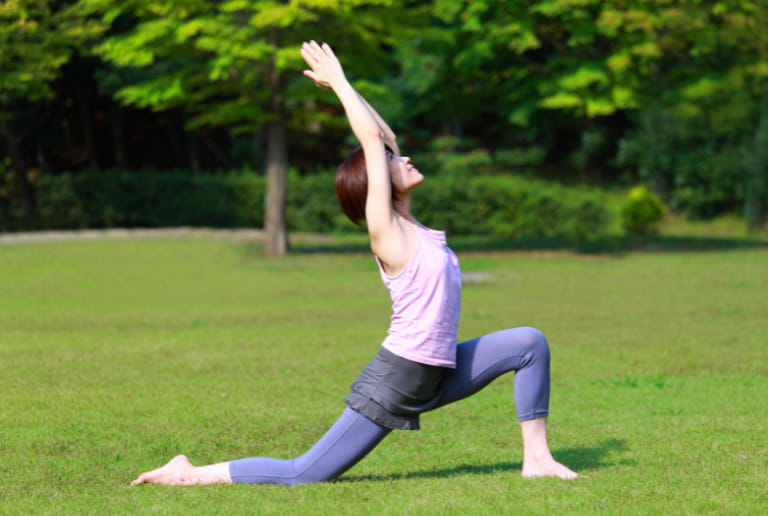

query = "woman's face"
387;150;424;195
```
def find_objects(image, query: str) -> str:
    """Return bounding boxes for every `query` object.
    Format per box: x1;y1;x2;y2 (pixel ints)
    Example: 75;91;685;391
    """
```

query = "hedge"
413;173;610;241
0;169;613;240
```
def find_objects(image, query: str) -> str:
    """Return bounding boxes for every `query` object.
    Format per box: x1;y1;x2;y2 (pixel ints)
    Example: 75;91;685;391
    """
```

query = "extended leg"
229;407;390;485
132;407;391;486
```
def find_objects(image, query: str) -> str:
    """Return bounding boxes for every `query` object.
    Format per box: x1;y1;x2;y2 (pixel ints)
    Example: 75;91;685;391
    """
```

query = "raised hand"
300;41;346;90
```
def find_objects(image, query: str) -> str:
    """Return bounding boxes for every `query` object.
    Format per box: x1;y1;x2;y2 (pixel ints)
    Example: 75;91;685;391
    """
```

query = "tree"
398;0;768;223
613;0;768;220
0;0;103;217
392;0;649;180
84;0;404;256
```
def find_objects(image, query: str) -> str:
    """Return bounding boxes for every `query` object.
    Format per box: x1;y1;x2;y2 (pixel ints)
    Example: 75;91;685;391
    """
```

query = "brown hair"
336;146;404;226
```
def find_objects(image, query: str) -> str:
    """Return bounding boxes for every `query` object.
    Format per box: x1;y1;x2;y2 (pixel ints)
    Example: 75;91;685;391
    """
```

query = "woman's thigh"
435;327;550;410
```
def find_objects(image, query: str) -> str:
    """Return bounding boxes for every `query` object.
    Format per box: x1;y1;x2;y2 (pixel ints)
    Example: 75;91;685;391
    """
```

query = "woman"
131;41;577;486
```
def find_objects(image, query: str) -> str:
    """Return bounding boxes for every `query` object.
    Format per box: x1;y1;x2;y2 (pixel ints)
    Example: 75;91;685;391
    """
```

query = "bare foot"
522;456;579;480
131;455;197;486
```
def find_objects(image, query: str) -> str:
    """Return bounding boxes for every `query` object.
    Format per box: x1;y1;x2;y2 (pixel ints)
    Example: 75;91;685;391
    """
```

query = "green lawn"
0;233;766;515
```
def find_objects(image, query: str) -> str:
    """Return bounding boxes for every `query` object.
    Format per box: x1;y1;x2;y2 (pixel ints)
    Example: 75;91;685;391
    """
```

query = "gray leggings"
229;327;550;485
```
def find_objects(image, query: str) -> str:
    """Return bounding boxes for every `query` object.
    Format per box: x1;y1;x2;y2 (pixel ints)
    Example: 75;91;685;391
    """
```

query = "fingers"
321;41;336;59
300;40;341;87
300;46;317;67
300;40;333;63
300;41;316;63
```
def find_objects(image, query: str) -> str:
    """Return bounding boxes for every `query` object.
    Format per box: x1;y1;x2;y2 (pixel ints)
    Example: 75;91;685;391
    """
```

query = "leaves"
0;0;105;104
86;0;409;133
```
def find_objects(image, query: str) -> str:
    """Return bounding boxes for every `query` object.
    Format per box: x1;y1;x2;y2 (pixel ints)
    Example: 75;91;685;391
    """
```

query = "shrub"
413;173;610;241
3;168;614;241
287;172;351;233
620;186;666;235
30;170;265;230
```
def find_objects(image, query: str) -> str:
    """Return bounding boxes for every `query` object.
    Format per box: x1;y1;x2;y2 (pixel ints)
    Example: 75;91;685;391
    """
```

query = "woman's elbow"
358;127;385;146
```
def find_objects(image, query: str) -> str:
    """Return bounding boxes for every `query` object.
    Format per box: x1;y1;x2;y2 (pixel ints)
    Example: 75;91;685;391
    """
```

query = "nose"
402;156;411;164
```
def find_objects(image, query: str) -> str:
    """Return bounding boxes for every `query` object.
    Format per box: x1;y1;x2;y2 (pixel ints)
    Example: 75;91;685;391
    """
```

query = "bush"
616;101;755;219
2;168;614;241
413;173;611;241
287;172;355;233
620;186;666;235
30;170;265;230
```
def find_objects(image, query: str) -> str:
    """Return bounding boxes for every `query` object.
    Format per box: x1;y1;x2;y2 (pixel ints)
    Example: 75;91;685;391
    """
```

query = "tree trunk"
199;129;234;169
78;91;100;170
186;128;200;174
263;114;289;256
0;116;34;217
263;30;289;257
745;91;768;233
111;103;127;168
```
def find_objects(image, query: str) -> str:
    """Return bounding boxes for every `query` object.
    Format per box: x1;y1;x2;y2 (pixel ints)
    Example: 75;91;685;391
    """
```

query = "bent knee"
519;327;550;358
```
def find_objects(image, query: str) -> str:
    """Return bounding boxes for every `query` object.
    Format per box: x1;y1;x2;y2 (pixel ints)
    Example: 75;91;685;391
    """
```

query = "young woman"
130;41;577;486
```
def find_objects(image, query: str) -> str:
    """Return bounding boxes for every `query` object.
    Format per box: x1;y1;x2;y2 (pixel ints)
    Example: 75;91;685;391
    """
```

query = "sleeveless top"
375;221;462;368
343;221;462;430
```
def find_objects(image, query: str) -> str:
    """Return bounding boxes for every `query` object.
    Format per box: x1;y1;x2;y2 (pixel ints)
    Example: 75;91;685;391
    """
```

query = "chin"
406;178;423;191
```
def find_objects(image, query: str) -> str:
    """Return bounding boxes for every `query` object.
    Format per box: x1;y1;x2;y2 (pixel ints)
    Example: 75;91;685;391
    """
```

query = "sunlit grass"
0;234;766;514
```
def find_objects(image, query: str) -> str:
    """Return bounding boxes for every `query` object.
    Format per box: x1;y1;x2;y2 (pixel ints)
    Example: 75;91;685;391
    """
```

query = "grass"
0;226;766;515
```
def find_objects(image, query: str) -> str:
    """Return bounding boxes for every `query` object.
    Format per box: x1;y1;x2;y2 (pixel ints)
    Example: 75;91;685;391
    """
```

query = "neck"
393;195;414;222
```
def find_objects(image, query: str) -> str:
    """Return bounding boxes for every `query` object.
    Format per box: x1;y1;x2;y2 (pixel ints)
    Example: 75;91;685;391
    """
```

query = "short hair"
335;146;402;226
336;147;368;226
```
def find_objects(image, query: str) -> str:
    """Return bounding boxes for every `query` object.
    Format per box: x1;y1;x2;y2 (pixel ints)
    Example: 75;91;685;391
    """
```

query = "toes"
131;474;147;486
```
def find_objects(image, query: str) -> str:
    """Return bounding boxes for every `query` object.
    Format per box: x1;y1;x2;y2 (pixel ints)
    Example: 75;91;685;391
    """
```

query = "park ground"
0;217;766;514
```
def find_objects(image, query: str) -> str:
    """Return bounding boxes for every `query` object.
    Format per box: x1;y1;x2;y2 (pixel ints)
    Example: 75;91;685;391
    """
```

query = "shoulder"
371;216;419;277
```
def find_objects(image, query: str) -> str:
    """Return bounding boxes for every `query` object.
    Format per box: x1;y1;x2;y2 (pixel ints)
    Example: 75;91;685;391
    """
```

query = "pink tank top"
375;221;462;368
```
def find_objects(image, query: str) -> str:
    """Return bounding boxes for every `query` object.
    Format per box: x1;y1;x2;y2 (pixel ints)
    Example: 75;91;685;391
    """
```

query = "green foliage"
612;1;768;221
398;0;652;129
616;101;755;219
82;0;403;131
286;172;357;234
414;173;609;241
0;0;104;104
25;170;265;230
388;0;768;226
4;0;768;231
620;185;666;236
744;93;768;230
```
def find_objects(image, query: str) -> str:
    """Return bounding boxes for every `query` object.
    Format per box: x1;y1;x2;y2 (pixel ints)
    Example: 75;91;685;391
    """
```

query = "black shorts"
344;347;449;430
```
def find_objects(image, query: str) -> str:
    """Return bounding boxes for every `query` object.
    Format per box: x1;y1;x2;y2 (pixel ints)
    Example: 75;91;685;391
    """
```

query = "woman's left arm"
301;41;413;272
300;41;394;235
357;93;399;156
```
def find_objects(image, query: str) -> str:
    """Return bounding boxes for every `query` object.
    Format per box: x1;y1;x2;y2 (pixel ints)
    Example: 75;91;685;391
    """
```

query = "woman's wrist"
329;74;351;94
331;77;358;103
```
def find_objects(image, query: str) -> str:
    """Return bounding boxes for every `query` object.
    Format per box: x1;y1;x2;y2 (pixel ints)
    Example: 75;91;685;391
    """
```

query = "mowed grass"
0;234;766;515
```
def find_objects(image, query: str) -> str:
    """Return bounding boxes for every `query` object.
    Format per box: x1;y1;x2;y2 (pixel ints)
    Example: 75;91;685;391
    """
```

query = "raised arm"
357;92;400;156
301;41;412;269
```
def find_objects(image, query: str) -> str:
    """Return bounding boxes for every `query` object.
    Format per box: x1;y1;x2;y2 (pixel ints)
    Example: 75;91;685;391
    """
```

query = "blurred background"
1;0;766;255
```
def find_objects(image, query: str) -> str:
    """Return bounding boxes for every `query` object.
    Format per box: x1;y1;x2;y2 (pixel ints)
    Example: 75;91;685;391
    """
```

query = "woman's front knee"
519;327;550;358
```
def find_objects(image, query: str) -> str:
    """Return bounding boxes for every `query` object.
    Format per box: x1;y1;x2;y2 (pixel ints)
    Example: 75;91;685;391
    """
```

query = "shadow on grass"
291;235;765;256
341;439;630;483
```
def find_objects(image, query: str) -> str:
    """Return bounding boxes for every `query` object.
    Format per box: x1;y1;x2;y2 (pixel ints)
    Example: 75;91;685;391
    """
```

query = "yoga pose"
131;41;577;486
